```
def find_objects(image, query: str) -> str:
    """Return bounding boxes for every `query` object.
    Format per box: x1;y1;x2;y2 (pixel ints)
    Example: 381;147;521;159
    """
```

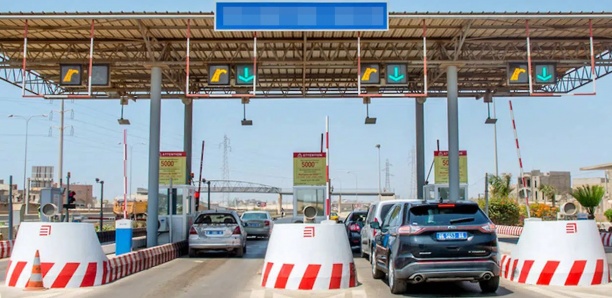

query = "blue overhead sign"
215;1;388;31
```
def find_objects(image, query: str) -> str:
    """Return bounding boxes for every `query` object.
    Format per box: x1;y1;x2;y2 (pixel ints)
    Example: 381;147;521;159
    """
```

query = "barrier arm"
184;19;255;99
528;19;597;97
360;19;428;98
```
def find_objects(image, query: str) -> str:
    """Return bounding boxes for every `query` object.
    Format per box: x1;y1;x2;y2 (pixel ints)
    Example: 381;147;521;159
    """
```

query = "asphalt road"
2;238;612;298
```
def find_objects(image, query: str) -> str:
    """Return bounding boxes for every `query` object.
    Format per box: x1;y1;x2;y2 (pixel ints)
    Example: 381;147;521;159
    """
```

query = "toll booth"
157;184;197;245
292;186;327;222
423;184;469;201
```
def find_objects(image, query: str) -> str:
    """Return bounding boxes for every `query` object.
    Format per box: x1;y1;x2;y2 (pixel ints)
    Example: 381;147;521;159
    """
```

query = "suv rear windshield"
195;213;237;224
242;213;268;220
406;204;489;226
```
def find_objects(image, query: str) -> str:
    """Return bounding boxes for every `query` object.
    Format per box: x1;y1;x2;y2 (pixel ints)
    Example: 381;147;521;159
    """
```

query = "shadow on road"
187;238;269;259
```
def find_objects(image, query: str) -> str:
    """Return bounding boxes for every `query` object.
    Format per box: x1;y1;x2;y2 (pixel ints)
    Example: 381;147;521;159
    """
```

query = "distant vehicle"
343;211;367;251
188;210;248;258
371;201;500;294
113;200;147;221
240;211;274;238
360;199;421;259
330;212;339;221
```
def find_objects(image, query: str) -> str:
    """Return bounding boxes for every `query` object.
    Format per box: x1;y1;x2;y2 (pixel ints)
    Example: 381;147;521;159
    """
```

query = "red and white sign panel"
39;225;52;236
566;223;577;234
303;226;315;238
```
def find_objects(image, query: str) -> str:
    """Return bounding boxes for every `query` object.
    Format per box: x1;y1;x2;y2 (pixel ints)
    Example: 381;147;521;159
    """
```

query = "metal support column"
446;65;460;201
415;99;425;199
146;66;162;248
183;98;193;184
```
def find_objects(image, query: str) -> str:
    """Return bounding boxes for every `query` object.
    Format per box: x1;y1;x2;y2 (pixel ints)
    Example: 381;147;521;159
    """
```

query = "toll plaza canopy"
0;11;611;99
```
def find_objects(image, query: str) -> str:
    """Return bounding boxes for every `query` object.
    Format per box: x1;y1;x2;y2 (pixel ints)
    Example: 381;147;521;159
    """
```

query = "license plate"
249;223;261;227
206;230;224;236
435;231;468;241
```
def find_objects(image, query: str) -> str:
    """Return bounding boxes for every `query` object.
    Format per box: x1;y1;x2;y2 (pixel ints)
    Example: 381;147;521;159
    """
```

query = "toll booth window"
294;187;325;217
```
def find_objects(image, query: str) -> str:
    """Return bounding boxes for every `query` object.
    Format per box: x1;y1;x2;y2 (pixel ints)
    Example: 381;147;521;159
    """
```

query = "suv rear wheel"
388;255;407;294
479;276;500;293
371;249;384;279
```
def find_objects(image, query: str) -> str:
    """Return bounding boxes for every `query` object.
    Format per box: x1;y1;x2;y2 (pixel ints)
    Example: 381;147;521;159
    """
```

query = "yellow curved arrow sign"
361;67;377;81
62;69;79;83
211;68;228;83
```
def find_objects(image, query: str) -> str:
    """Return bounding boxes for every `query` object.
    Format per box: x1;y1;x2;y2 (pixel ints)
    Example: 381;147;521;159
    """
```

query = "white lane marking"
351;289;368;298
521;285;581;298
249;289;266;298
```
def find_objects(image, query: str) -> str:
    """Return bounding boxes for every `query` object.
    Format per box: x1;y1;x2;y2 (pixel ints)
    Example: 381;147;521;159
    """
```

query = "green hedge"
478;197;521;226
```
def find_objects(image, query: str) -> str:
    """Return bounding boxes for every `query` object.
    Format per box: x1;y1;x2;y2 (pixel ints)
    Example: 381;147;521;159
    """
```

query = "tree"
488;174;515;199
538;184;557;207
570;185;605;219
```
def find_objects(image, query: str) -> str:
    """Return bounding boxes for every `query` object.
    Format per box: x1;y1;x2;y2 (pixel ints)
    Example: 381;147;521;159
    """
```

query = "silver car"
188;210;247;258
240;211;274;238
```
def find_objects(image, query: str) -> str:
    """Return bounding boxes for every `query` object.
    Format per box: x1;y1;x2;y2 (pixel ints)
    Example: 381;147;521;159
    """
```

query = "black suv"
370;201;500;294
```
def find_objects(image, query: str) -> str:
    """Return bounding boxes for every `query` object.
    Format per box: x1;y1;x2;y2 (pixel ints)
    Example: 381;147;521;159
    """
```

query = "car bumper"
394;258;500;283
189;236;243;251
244;226;271;236
348;232;361;248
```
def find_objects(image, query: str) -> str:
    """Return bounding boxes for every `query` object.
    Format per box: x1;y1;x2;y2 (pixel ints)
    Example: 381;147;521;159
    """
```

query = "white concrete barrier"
261;220;357;290
6;222;108;288
506;220;609;286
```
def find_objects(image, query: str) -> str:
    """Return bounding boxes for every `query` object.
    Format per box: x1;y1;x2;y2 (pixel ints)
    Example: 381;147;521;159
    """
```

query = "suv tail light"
398;225;425;235
189;226;197;235
349;223;360;232
264;220;270;226
479;223;496;233
233;226;241;235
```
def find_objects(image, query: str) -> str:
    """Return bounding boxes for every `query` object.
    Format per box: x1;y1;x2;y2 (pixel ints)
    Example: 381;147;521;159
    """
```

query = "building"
573;176;611;213
578;162;612;214
62;184;94;207
520;170;572;204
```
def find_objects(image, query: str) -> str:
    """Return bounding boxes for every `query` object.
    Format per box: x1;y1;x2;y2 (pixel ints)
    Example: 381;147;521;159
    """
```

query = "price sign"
434;151;468;184
159;151;187;185
293;152;326;186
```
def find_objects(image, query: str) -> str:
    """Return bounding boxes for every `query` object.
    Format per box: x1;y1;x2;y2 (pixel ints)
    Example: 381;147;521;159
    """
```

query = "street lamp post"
347;171;358;201
95;178;104;231
8;114;47;216
375;144;381;200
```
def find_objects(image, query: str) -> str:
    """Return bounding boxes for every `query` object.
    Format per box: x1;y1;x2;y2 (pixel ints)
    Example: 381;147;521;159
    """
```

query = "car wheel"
479;276;500;293
188;248;197;258
371;249;384;279
360;246;367;259
235;246;244;258
388;255;407;294
243;242;248;254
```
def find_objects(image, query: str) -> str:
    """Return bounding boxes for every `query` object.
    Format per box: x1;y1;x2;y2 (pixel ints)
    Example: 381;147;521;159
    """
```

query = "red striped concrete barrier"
103;241;186;284
497;225;612;247
601;233;612;247
501;253;610;286
261;262;357;290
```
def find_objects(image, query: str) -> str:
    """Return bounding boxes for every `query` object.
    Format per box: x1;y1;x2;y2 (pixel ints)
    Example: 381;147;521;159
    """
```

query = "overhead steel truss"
197;180;282;194
0;13;610;99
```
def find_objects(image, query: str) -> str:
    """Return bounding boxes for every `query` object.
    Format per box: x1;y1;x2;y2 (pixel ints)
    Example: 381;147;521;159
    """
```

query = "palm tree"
488;174;515;199
570;185;605;219
538;184;557;207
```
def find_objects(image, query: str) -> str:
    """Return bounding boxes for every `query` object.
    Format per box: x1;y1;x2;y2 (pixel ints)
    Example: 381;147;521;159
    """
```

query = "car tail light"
189;226;197;235
264;220;270;226
233;226;241;235
349;223;360;232
479;223;496;233
438;203;456;208
398;225;425;235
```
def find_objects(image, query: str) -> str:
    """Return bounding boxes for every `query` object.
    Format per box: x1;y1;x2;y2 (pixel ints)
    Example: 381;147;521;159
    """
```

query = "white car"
360;199;421;260
240;211;274;238
188;210;248;258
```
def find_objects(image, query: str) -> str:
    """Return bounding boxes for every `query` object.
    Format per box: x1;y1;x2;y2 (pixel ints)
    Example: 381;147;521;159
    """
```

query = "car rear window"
195;213;237;224
406;204;489;226
242;213;268;220
348;212;367;222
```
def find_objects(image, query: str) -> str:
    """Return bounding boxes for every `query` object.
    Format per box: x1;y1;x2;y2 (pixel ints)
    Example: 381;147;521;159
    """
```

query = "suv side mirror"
370;221;381;229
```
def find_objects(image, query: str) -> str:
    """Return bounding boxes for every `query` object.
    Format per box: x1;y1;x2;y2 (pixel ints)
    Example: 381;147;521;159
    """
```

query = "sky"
1;0;611;203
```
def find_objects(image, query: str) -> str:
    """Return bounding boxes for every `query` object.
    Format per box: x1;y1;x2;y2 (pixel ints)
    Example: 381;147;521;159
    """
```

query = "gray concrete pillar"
147;66;162;248
415;99;425;199
446;65;460;201
183;98;193;184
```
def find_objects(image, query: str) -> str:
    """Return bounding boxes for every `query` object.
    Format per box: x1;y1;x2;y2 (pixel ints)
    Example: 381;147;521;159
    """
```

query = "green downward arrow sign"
238;67;255;83
388;66;405;82
537;67;553;82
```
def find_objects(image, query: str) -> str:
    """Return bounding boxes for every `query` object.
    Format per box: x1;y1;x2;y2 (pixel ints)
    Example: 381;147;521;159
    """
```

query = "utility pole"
50;100;74;190
384;158;393;193
219;135;232;205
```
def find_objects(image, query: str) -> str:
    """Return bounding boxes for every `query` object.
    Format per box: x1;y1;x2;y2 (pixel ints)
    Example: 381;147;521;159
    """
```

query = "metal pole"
123;129;128;219
59;99;65;192
325;116;330;218
66;172;70;222
207;180;211;210
129;146;133;198
8;176;13;240
416;100;425;199
493;99;499;176
184;100;193;184
146;66;162;248
484;173;489;216
23;118;29;215
446;65;460;202
100;181;104;231
376;144;381;200
169;178;173;243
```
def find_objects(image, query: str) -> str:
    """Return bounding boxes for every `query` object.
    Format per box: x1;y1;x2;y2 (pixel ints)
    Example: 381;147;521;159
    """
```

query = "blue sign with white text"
215;1;388;31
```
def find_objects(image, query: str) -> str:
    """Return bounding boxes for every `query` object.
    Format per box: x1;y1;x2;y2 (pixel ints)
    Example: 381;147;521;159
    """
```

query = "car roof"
197;209;238;215
242;210;269;214
372;199;422;207
403;200;480;207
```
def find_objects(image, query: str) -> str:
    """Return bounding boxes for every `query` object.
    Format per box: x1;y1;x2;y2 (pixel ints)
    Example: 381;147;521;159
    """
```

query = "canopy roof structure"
580;163;612;171
0;11;611;99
